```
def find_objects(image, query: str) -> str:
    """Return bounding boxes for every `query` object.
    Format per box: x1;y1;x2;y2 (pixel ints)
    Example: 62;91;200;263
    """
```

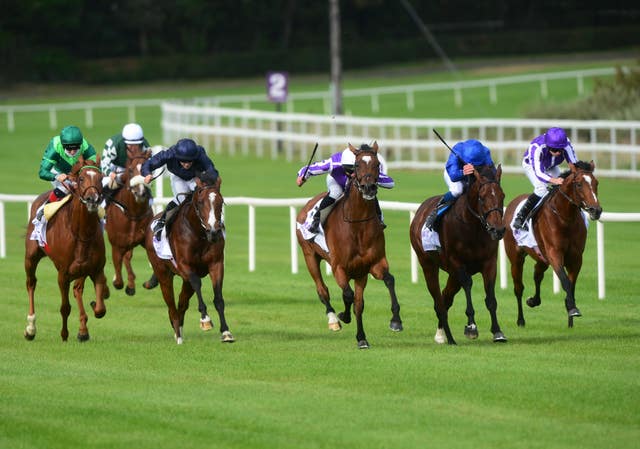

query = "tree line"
1;0;638;84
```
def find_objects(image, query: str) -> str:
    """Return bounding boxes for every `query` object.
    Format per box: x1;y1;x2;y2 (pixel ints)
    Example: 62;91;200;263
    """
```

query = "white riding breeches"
444;169;464;198
523;160;561;197
170;173;197;205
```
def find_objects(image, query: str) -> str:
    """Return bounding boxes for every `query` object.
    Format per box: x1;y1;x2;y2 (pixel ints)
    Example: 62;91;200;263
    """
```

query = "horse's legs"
303;251;339;331
481;261;507;342
73;278;90;341
123;249;136;296
528;260;549;308
552;252;583;327
57;273;72;342
352;275;369;349
370;261;403;332
89;270;107;319
156;269;181;343
24;243;44;340
177;277;195;332
111;246;125;290
339;283;354;325
185;272;211;331
420;259;455;345
209;265;234;342
452;267;478;339
508;250;527;327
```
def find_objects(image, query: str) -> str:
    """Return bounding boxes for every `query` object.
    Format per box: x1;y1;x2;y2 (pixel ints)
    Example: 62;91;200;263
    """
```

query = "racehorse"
409;164;507;345
24;156;108;341
296;142;403;349
144;172;234;344
104;146;154;295
503;161;602;328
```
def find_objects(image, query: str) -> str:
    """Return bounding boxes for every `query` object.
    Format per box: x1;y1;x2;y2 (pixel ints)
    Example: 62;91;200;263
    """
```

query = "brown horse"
296;143;402;349
104;146;154;295
503;161;602;328
145;172;233;344
24;156;108;341
409;165;506;345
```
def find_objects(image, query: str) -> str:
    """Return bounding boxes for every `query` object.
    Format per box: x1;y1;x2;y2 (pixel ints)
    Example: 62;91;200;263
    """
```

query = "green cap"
60;125;83;146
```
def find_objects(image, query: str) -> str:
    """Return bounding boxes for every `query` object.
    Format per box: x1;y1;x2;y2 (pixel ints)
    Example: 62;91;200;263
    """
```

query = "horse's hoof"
221;331;235;343
113;281;124;290
328;321;342;331
526;297;541;308
517;319;526;327
568;308;582;317
200;317;214;331
77;333;90;342
24;331;36;341
389;320;403;332
357;339;369;349
464;324;479;339
493;332;508;343
434;328;447;344
91;301;107;319
143;275;158;290
125;287;135;296
104;286;111;300
337;312;351;324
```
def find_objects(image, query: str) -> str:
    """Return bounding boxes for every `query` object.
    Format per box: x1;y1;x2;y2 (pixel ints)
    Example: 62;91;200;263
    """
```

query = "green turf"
1;56;639;449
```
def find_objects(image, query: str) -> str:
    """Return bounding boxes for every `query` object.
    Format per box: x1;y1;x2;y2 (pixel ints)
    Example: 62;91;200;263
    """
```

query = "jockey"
425;139;494;230
101;123;152;199
37;125;98;220
142;138;219;240
296;144;394;234
513;127;578;231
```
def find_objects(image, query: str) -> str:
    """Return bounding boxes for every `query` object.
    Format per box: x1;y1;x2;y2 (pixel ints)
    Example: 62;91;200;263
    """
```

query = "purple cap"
545;127;568;149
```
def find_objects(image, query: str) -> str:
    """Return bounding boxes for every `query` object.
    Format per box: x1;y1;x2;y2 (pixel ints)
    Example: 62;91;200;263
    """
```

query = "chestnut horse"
105;146;154;295
296;143;402;349
145;172;233;344
24;157;108;341
503;161;602;328
409;165;506;345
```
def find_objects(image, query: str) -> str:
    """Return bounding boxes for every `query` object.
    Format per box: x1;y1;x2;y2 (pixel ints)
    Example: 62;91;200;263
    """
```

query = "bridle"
465;177;504;232
192;184;224;238
342;150;379;223
71;164;103;208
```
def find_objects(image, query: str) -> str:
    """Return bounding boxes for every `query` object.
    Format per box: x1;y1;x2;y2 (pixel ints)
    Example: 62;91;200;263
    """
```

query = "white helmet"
122;123;144;144
341;148;356;171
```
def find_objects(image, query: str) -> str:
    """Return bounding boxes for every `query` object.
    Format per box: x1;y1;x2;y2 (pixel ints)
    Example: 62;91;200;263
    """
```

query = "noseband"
467;179;504;232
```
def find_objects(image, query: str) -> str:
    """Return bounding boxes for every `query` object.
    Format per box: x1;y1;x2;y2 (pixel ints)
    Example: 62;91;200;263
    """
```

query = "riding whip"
432;129;467;165
299;142;319;186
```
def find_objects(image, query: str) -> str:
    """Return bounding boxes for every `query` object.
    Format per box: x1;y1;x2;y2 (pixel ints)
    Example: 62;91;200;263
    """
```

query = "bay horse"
503;161;602;328
144;172;234;344
409;165;507;345
24;156;108;341
296;142;403;349
104;146;154;295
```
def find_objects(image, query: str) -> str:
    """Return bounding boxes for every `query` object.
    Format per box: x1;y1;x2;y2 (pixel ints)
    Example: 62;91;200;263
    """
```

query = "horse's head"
349;142;380;201
124;147;152;204
193;172;224;243
564;161;602;220
469;164;505;240
69;156;103;213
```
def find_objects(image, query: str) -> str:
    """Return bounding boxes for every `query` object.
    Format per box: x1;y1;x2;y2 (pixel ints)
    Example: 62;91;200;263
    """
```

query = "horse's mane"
560;160;592;178
467;164;498;187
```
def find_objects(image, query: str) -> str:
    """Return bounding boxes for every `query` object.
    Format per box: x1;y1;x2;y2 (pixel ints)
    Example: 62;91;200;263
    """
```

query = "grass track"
1;54;639;449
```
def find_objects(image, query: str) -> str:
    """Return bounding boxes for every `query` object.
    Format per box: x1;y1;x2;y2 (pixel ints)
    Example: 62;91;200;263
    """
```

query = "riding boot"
425;191;456;230
513;193;541;231
154;201;177;240
375;199;386;229
102;185;116;204
308;195;336;233
36;189;65;221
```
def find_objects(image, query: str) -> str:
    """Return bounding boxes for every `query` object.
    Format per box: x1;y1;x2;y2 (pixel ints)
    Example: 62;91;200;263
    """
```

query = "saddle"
42;195;72;221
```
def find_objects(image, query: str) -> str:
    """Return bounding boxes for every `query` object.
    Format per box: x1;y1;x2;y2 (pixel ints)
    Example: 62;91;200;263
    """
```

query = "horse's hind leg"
209;267;234;342
24;243;44;340
73;278;90;341
528;260;549;309
508;250;527;327
111;246;125;290
371;262;403;332
452;267;479;340
303;251;339;331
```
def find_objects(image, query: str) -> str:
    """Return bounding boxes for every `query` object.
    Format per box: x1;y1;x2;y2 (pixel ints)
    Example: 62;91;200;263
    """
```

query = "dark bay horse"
145;173;233;344
503;161;602;328
409;165;506;345
296;143;402;349
105;146;154;295
24;157;108;341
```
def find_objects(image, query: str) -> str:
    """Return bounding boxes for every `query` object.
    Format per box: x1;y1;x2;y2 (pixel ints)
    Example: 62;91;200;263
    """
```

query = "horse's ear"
589;160;595;171
348;143;357;153
372;141;378;152
496;164;502;181
569;162;576;172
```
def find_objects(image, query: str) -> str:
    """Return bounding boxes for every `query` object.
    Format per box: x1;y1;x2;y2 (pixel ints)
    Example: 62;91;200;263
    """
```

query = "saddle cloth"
297;198;329;252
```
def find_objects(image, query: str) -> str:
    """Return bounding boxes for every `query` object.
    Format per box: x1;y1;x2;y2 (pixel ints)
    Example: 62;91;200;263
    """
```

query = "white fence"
161;102;640;178
1;193;637;299
0;67;621;132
